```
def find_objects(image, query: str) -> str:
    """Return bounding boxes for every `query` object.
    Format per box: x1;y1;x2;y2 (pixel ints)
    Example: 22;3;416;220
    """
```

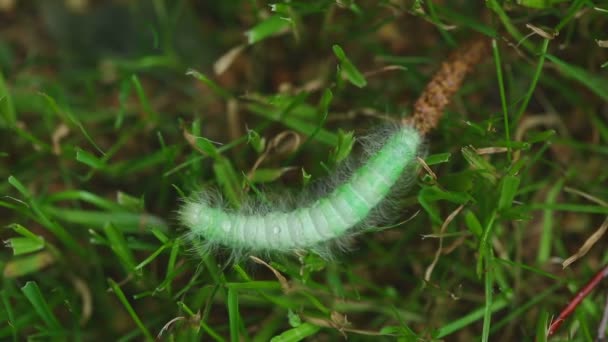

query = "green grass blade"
76;148;106;169
332;44;367;88
482;247;495;342
434;297;509;338
21;281;62;331
546;54;608;101
44;190;125;212
1;290;18;341
213;157;243;207
107;278;153;341
131;74;157;121
486;0;532;52
498;175;520;211
186;69;232;100
0;70;16;127
270;322;320;342
537;179;564;263
227;287;241;342
514;39;550;124
43;207;167;233
246;15;290;44
103;223;140;276
536;309;549;342
492;39;511;161
8;176;84;256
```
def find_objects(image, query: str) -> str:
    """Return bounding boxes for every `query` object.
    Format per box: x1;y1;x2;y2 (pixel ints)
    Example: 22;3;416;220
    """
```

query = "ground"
1;1;608;341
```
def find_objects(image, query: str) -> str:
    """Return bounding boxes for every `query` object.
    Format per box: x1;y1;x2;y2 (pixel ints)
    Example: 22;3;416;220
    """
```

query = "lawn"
1;1;608;341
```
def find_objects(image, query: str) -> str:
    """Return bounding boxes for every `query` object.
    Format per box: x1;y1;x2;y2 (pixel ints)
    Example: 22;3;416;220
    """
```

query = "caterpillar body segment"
180;125;421;255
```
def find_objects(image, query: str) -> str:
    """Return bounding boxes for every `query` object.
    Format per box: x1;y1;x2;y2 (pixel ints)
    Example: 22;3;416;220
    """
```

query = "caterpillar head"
180;201;217;236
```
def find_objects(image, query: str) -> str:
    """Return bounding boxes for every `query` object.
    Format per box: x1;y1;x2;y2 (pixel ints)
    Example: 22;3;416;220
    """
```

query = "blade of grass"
537;178;564;264
491;283;562;333
103;223;140;276
75;148;106;169
246;102;338;146
42;207;167;233
40;93;105;155
1;290;18;341
486;0;533;52
213;157;243;207
8;176;85;256
477;211;497;277
270;322;320;342
246;15;291;45
425;1;455;47
332;44;367;88
227;287;241;342
4;251;55;278
131;74;157;122
555;0;587;31
434;297;509;338
201;321;226;342
6;235;45;256
498;175;520;211
496;258;561;281
492;39;511;161
225;281;282;291
21;281;62;331
114;77;131;129
186;69;232;99
44;190;125;212
530;203;608;214
164;239;180;295
107;278;153;341
514;39;550;124
482;246;495;342
0;70;16;127
546;54;608;101
536;309;549;342
134;243;169;271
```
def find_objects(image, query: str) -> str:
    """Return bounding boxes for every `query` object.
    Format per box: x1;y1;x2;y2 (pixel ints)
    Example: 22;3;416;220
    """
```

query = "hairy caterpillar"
180;125;422;257
180;37;489;258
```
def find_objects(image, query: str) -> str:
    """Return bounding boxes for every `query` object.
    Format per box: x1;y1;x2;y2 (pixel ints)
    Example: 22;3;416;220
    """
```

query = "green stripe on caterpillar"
180;125;422;257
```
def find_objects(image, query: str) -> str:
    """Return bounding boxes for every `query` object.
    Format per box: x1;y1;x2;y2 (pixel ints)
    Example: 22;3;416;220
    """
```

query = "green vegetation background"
1;0;607;341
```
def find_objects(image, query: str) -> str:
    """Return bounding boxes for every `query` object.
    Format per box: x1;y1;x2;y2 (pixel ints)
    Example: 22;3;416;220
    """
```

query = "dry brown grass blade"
51;123;70;155
424;204;465;284
249;255;291;293
71;276;93;325
246;130;301;180
561;187;608;268
562;217;608;269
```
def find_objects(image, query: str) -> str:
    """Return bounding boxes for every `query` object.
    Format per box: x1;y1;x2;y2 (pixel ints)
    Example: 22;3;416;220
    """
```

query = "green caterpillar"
180;124;421;257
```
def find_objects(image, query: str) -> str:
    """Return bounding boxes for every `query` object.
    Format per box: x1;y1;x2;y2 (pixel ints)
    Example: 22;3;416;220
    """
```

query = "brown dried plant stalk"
405;37;490;134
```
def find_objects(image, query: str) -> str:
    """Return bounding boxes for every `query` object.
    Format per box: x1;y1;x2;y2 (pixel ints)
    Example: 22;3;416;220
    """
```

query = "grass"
1;0;608;341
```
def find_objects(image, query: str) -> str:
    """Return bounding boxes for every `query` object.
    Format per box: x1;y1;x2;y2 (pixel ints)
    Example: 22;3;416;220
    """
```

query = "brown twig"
547;264;608;337
404;37;490;134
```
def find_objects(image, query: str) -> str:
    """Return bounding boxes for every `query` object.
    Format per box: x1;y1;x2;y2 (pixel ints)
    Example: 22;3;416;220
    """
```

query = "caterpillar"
180;37;489;259
180;125;422;258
